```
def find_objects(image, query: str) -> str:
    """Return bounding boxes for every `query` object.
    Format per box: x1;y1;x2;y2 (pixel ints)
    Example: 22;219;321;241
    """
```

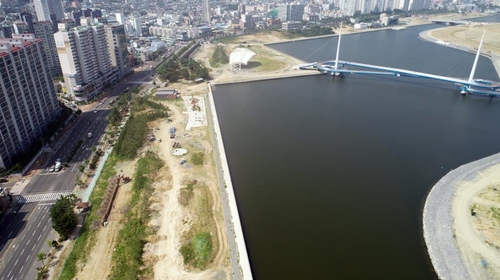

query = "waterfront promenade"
206;83;253;280
423;152;500;280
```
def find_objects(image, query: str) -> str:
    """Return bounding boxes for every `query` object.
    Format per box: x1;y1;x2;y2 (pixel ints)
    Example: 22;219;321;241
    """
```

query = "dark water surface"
213;17;500;280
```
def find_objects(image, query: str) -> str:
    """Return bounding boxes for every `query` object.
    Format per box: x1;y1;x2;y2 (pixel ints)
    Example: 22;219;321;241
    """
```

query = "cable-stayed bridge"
298;29;500;97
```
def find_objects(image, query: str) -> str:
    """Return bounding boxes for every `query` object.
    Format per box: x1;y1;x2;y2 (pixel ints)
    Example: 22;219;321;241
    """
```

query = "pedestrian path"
13;192;72;204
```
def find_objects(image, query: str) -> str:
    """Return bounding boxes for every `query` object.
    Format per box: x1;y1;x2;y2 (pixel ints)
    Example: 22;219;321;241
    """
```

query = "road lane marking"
7;232;12;238
27;239;30;245
6;224;10;229
27;226;31;231
31;245;35;251
37;222;41;228
21;249;24;255
19;266;23;272
43;225;47;231
37;235;41;241
21;234;25;240
26;255;29;261
32;231;35;236
14;259;18;265
7;270;11;277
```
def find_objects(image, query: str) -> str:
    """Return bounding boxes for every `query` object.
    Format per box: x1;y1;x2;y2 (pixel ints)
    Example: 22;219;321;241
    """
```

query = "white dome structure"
229;48;256;71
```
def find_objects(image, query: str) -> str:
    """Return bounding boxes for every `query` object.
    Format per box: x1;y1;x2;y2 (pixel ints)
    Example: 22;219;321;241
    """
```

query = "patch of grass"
209;45;229;68
58;156;118;280
247;46;287;72
179;182;195;206
179;184;216;269
109;151;164;280
214;36;239;44
180;232;213;268
191;152;204;166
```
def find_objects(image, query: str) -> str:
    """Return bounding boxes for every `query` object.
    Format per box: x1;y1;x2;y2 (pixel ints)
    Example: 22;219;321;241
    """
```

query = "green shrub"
180;232;213;268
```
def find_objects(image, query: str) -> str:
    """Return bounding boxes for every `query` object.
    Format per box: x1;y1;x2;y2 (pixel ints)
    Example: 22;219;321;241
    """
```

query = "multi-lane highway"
0;63;158;279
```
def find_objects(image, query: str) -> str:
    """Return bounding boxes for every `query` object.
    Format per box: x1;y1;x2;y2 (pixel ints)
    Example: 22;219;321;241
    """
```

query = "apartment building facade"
0;34;61;169
54;24;118;101
105;24;130;79
33;21;62;76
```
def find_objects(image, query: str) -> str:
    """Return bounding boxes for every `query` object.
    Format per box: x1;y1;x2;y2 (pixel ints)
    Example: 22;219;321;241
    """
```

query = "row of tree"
156;57;209;83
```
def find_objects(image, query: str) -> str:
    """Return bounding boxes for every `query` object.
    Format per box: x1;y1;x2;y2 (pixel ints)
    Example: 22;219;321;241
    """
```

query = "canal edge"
206;82;253;280
423;152;500;280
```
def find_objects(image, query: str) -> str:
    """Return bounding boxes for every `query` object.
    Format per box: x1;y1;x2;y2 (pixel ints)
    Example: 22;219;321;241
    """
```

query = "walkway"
206;83;253;280
423;152;500;280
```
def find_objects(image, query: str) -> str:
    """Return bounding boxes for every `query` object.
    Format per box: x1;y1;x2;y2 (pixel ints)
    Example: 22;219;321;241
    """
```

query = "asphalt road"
0;203;55;280
0;65;158;279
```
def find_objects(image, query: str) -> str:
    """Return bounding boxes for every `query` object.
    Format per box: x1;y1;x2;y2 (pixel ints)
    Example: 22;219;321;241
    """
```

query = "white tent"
229;48;256;70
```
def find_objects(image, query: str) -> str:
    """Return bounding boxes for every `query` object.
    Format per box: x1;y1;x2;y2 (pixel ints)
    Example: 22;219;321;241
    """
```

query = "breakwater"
423;152;500;280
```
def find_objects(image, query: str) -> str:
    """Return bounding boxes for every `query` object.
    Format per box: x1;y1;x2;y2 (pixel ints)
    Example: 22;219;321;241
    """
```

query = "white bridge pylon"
298;30;500;97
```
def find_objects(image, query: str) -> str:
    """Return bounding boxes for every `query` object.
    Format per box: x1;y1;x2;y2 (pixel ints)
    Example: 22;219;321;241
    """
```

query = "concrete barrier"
206;83;253;280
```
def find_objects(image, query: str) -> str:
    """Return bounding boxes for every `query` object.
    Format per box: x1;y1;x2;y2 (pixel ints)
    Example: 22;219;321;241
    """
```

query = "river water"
213;17;500;280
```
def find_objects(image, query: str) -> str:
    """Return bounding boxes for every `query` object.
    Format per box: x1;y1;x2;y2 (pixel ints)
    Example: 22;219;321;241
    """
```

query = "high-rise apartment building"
13;21;30;34
0;34;61;169
105;24;130;79
277;4;305;22
58;19;77;32
115;13;125;25
54;24;118;101
131;18;142;37
34;0;65;21
202;0;211;23
33;21;62;75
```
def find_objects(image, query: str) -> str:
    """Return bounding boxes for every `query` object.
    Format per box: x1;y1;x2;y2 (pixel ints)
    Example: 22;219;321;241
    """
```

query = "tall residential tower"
33;0;65;21
202;0;211;24
0;34;61;169
54;24;118;101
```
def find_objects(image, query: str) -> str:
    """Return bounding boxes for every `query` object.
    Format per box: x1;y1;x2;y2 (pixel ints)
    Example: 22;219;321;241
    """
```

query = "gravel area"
423;152;500;280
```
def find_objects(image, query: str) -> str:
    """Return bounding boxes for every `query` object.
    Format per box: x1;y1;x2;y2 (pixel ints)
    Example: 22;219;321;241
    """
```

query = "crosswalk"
14;192;73;204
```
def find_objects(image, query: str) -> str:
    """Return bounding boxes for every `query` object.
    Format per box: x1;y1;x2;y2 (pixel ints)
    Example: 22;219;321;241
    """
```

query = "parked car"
49;165;55;172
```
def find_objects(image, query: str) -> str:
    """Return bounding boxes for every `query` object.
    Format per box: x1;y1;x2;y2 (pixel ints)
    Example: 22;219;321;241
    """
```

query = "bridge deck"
299;60;500;97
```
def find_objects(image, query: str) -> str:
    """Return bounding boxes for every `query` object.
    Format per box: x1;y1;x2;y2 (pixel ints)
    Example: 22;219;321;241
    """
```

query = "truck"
55;162;62;172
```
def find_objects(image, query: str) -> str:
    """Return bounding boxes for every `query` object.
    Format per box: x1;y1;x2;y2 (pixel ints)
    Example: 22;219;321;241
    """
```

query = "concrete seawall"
423;152;500;280
206;83;253;279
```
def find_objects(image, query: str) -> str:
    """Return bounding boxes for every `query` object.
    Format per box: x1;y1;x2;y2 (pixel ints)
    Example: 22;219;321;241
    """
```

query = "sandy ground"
144;100;230;279
453;165;500;279
65;98;230;280
428;23;500;56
